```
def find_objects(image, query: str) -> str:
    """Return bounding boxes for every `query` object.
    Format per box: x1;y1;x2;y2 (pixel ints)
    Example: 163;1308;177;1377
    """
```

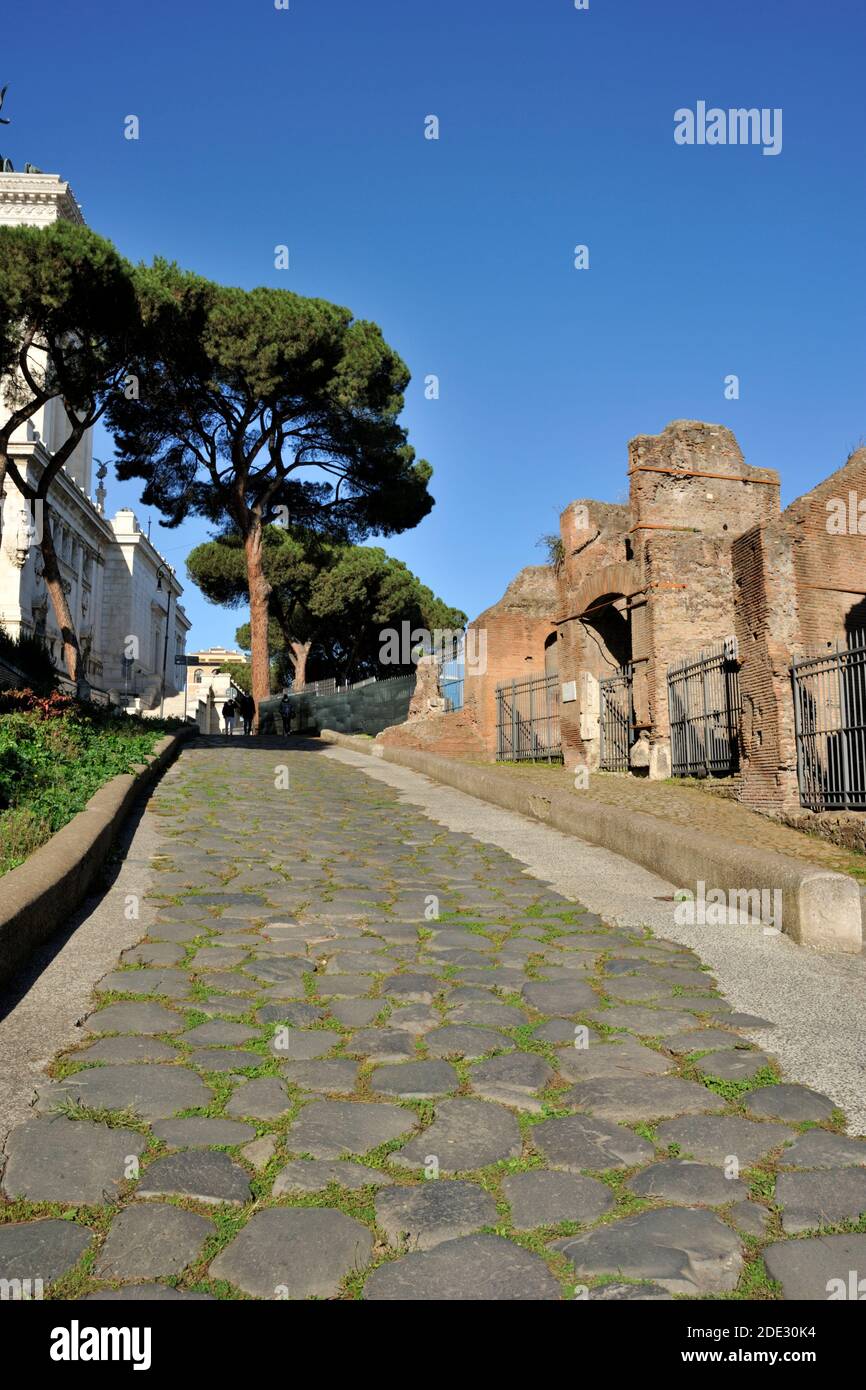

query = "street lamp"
156;565;172;719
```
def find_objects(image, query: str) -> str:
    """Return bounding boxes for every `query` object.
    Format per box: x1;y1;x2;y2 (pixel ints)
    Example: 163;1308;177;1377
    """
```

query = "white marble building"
0;168;190;708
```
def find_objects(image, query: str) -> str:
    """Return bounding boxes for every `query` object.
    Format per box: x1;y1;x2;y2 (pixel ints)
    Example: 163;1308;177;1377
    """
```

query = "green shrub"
0;705;173;874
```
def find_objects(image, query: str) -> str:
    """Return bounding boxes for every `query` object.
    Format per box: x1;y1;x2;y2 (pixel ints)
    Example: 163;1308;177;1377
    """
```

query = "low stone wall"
259;675;415;738
0;727;195;985
774;809;866;856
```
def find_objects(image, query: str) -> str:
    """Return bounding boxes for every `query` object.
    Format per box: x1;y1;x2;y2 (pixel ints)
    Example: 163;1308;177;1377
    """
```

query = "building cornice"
0;172;84;225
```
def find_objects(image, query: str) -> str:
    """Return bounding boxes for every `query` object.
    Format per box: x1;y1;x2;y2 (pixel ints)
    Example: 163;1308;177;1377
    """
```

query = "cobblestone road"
1;740;864;1301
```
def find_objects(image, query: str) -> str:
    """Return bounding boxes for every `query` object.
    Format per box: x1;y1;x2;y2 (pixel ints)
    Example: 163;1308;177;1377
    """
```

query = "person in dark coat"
238;691;254;735
222;697;236;737
279;693;292;736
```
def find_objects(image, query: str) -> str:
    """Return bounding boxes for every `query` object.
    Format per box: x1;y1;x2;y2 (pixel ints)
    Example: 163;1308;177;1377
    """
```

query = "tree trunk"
289;640;311;691
244;519;273;727
39;508;81;685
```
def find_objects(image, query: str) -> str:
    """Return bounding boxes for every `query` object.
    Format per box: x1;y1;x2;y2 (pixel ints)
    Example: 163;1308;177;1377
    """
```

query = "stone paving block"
363;1233;561;1300
97;968;192;999
2;1117;146;1205
82;1001;186;1034
776;1169;866;1234
744;1083;837;1123
655;1115;792;1165
196;973;259;995
393;1099;521;1172
729;1201;771;1236
136;1151;252;1205
371;1060;459;1099
563;1075;713;1123
35;1063;212;1121
72;1036;179;1064
282;1060;360;1094
183;1021;261;1046
244;960;311;985
210;1208;374;1298
762;1234;866;1300
327;998;382;1027
780;1130;866;1169
521;979;597;1015
148;921;209;943
241;1136;277;1170
446;1000;524;1028
120;942;187;967
555;1207;743;1295
502;1170;614;1228
381;973;444;1003
313;973;375;998
269;1028;343;1061
196;996;256;1018
602;977;676;1003
190;947;252;970
95;1204;214;1279
533;1113;654;1172
467;1052;554;1109
0;1218;92;1286
347;1028;416;1062
286;1100;417;1158
534;1019;600;1045
696;1050;773;1082
272;1160;396;1195
388;1004;440;1034
628;1160;747;1204
225;1077;292;1119
257;1002;325;1026
556;1036;672;1082
375;1180;498;1250
424;1025;513;1059
585;1006;699;1036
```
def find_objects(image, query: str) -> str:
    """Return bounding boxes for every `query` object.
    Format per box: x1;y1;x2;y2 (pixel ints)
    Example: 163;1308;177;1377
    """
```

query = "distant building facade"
164;647;248;724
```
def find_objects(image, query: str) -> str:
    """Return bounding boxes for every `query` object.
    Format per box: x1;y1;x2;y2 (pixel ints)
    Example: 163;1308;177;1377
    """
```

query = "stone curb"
0;727;196;984
318;730;862;953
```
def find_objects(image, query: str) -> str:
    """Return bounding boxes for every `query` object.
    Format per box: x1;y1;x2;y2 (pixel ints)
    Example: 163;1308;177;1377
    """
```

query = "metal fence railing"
667;637;741;778
599;664;634;772
495;672;561;762
792;634;866;811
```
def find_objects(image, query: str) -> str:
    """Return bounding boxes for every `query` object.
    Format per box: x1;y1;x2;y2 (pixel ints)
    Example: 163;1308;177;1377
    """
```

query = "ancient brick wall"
732;523;801;810
461;566;558;758
780;448;866;649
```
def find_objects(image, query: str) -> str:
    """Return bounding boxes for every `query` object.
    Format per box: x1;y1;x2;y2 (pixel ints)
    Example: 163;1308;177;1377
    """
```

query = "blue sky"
4;0;865;650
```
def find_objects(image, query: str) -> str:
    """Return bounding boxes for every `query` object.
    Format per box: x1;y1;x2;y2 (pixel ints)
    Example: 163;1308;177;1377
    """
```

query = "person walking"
279;692;292;737
239;691;254;736
223;697;236;737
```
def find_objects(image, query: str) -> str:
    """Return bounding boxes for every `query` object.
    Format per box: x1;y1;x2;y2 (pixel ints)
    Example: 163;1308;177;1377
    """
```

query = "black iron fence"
667;637;742;778
599;664;634;772
792;635;866;811
495;672;562;762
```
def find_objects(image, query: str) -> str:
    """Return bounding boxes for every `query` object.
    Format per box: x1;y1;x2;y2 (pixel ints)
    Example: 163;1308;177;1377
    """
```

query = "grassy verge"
0;689;180;874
